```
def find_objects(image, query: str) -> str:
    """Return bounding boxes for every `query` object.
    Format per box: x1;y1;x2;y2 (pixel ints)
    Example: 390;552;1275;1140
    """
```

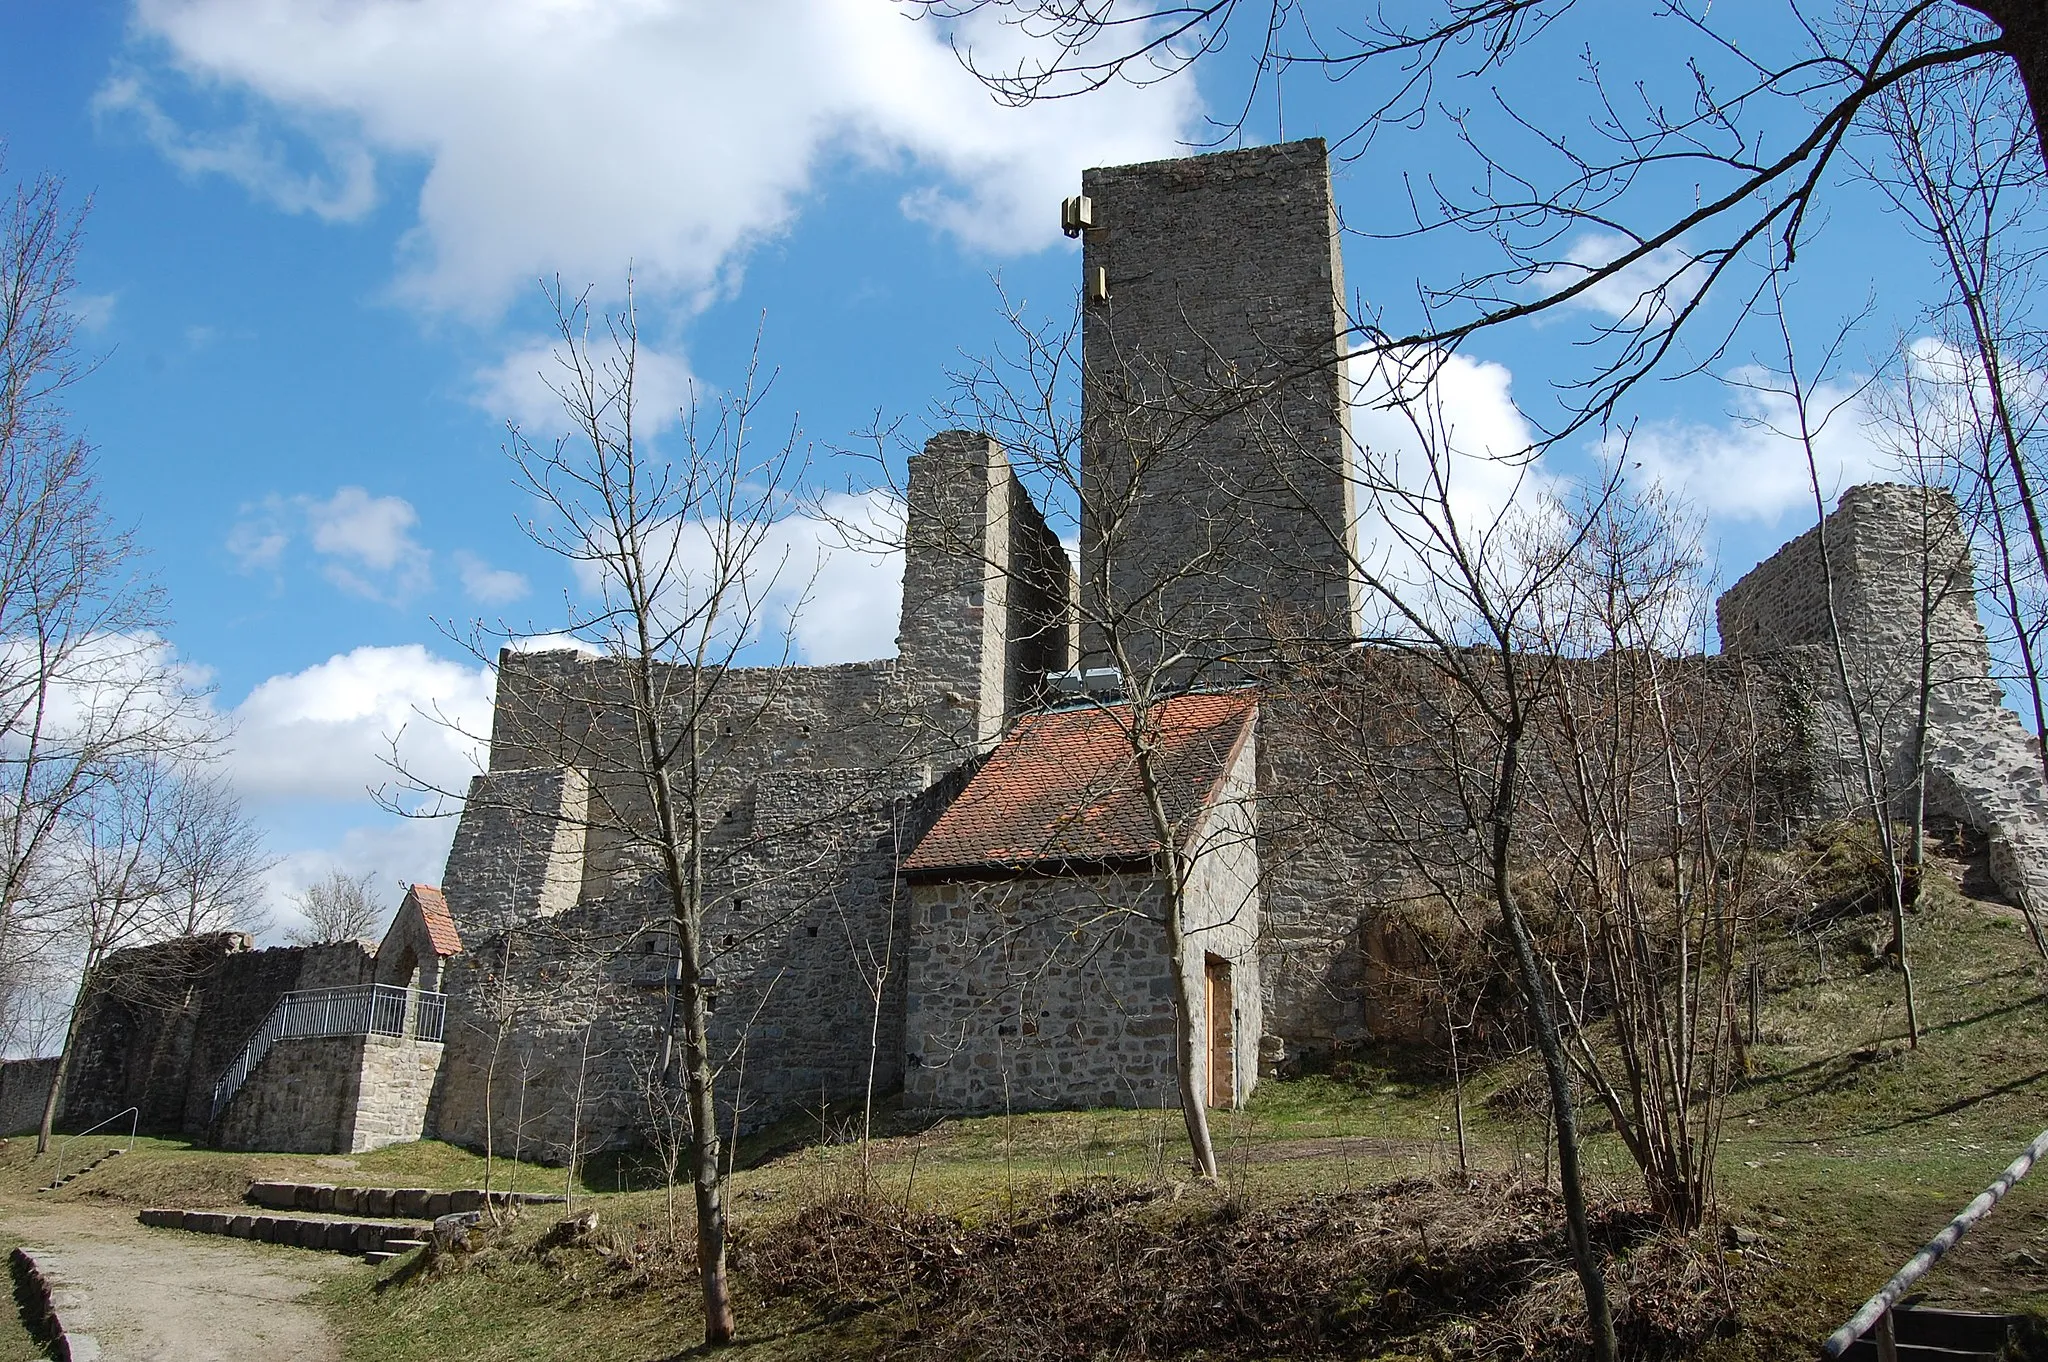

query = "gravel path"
3;1199;346;1362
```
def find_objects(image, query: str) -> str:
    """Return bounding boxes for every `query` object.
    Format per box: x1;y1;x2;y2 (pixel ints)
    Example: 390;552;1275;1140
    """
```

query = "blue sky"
0;1;1955;938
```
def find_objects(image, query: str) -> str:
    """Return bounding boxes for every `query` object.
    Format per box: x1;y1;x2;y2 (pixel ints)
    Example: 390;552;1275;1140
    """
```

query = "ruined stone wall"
430;769;924;1158
1717;483;1995;804
1717;483;2048;917
212;1034;363;1154
1078;138;1358;679
439;766;590;944
1251;666;1415;1063
0;1059;56;1135
900;432;1072;754
53;935;372;1138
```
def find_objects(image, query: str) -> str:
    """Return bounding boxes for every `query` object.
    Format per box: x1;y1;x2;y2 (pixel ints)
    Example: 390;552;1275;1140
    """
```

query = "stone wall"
212;1034;364;1154
343;1035;445;1153
900;431;1072;754
906;875;1181;1112
430;768;930;1159
0;1059;56;1135
1718;483;2048;918
1078;138;1358;679
52;934;373;1139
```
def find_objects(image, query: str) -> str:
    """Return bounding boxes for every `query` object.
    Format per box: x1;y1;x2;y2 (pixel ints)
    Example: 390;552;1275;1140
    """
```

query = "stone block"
228;1215;255;1238
293;1184;328;1210
394;1189;429;1218
363;1188;394;1217
247;1181;295;1209
425;1192;452;1217
315;1186;337;1212
448;1189;485;1213
333;1187;360;1215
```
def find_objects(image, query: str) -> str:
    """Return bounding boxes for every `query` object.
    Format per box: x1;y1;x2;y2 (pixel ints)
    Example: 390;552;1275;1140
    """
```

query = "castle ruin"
9;139;2048;1160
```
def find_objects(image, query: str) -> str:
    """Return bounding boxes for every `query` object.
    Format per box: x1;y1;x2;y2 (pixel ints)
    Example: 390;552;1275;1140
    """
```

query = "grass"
0;1131;576;1210
7;842;2046;1360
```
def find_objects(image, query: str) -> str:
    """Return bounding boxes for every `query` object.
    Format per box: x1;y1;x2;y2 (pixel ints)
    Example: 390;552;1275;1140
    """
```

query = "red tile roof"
904;691;1256;877
408;884;464;956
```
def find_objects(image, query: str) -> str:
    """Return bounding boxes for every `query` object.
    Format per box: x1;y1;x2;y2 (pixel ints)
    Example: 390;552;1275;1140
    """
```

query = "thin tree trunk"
36;968;91;1156
1491;724;1618;1362
1162;903;1220;1180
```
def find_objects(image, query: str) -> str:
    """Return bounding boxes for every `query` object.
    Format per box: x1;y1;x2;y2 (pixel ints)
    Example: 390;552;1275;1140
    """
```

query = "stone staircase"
139;1179;564;1263
1838;1305;2031;1361
38;1148;123;1193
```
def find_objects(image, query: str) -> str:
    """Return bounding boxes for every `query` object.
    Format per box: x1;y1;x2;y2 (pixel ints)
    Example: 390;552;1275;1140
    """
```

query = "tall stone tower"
1077;138;1359;681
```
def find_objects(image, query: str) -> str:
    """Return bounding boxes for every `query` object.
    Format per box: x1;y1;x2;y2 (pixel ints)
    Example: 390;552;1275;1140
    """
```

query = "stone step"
37;1148;125;1193
139;1207;431;1258
244;1181;564;1219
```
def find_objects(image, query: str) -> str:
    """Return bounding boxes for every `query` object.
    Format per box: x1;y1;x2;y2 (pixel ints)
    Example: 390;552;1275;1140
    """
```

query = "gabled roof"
904;691;1256;878
407;884;463;956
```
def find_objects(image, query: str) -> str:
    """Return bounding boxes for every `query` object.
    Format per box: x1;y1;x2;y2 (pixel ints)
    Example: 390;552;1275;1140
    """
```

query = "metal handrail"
210;984;447;1121
1820;1126;2048;1357
49;1104;138;1183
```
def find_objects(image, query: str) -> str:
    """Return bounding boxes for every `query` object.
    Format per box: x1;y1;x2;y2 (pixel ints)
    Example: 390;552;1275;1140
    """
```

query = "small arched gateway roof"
404;884;464;956
903;690;1257;880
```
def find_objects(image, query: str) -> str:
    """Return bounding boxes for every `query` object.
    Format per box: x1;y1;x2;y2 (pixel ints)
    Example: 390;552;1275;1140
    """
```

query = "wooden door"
1205;955;1233;1109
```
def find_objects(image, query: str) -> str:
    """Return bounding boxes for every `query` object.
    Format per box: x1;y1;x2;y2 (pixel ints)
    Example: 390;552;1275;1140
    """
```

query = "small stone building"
902;691;1263;1113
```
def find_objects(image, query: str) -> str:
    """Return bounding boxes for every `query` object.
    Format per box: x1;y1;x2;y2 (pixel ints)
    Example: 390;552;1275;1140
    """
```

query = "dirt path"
1;1199;347;1362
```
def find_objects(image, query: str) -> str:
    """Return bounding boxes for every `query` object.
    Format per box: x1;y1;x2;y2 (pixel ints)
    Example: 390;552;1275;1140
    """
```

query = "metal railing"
45;1104;139;1189
211;984;446;1121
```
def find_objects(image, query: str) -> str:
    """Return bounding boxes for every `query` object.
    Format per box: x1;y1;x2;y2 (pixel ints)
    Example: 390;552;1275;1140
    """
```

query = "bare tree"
917;294;1281;1181
0;157;210;1056
35;752;267;1152
285;869;384;945
1259;345;1622;1359
911;1;2041;445
487;278;829;1348
1525;487;1769;1231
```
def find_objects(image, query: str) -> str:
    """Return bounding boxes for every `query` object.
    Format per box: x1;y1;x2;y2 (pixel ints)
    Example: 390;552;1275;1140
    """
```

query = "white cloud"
228;486;434;603
1536;231;1707;326
1347;347;1555;599
563;490;904;665
1621;364;1893;524
93;71;377;221
225;644;493;806
261;816;458;945
110;0;1199;319
454;551;529;606
475;335;697;436
71;292;119;333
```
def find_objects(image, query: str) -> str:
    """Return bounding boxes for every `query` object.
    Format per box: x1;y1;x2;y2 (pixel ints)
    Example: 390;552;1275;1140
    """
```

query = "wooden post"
1874;1311;1899;1362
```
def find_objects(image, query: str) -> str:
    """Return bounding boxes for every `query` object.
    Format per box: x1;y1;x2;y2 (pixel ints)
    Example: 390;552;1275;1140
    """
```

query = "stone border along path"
8;1246;101;1361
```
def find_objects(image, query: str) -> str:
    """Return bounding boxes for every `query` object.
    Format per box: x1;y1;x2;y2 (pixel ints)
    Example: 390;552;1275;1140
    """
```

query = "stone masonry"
1720;482;2048;921
26;141;2048;1160
1079;138;1359;679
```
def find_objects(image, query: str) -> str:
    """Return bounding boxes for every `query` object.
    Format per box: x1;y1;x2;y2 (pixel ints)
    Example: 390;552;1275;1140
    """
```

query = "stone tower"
1077;137;1359;681
898;430;1071;753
